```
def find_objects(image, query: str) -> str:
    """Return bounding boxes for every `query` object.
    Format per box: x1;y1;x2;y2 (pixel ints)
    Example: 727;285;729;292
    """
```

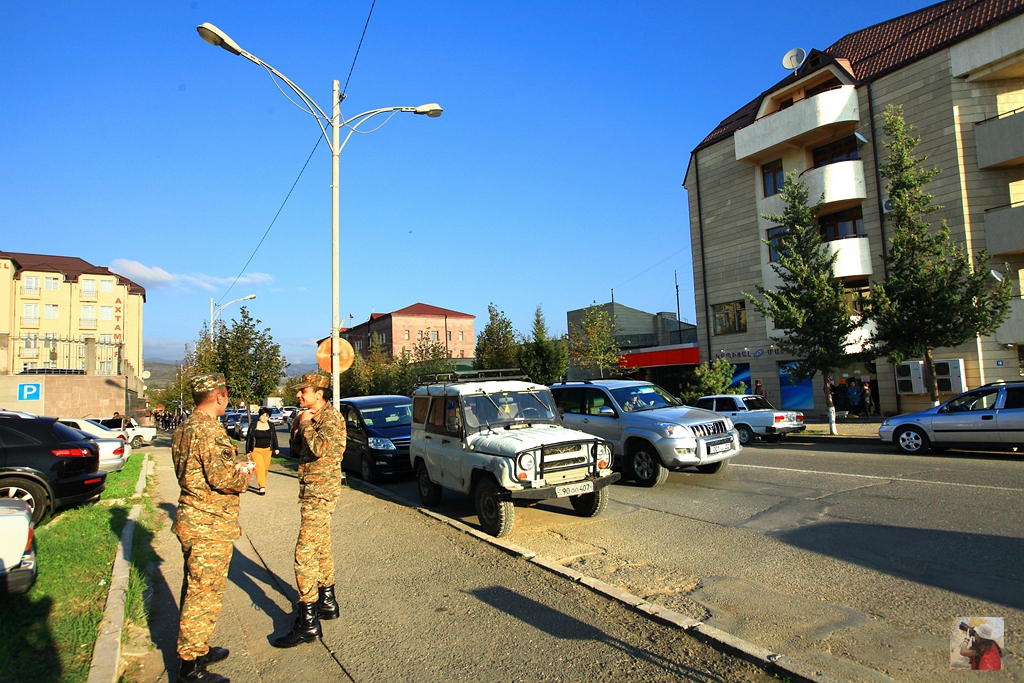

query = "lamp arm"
336;107;412;155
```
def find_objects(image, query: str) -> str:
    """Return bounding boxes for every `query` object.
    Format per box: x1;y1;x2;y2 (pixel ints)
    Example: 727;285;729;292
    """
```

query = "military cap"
191;372;226;393
295;373;329;390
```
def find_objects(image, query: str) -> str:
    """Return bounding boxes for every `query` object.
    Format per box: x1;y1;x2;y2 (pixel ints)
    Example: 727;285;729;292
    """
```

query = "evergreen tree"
566;304;620;378
869;105;1012;405
745;171;859;434
475;303;520;369
518;306;568;384
680;358;746;405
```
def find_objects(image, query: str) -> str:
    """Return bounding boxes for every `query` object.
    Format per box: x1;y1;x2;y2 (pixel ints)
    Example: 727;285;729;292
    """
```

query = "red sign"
618;346;700;369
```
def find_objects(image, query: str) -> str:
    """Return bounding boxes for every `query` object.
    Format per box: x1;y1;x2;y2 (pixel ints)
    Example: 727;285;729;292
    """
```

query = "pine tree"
475;303;520;370
745;172;859;434
680;358;745;405
518;306;568;384
566;304;620;378
870;105;1012;405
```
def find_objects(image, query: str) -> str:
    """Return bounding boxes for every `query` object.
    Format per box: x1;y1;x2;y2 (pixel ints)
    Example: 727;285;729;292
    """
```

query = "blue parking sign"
18;383;41;401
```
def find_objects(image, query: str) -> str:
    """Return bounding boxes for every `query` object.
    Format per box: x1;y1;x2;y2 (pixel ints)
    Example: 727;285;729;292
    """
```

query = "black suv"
0;415;106;525
340;396;413;483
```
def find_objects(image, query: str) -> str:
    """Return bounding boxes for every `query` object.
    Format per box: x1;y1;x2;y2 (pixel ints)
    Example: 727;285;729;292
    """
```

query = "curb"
355;478;843;683
87;453;152;683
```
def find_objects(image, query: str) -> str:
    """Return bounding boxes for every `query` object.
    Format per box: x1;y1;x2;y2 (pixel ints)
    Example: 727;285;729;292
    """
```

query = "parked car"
549;380;742;487
0;415;106;525
90;438;130;473
264;407;285;426
96;416;156;449
340;396;413;483
233;412;253;440
0;500;37;596
281;406;298;423
221;411;242;431
880;380;1024;454
694;394;805;445
411;373;620;537
56;417;128;443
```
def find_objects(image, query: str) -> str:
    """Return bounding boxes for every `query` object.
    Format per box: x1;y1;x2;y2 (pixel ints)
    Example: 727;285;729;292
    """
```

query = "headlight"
597;442;611;459
723;417;734;430
517;452;536;471
881;419;890;426
659;422;692;438
368;437;396;451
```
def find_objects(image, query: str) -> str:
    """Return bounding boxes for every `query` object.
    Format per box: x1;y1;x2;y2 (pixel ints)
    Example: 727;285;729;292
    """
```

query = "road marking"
731;464;1024;493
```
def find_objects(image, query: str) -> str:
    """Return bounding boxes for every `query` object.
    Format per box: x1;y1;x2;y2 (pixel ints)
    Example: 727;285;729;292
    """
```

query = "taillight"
52;448;91;458
24;527;33;553
117;434;127;441
774;415;785;423
797;415;804;422
84;477;103;485
113;446;125;456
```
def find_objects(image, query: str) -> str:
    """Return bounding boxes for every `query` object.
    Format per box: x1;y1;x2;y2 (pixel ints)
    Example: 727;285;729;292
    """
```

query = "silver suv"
550;380;742;487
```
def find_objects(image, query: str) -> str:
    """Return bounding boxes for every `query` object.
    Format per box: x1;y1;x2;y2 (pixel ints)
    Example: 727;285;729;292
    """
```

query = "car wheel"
416;463;442;507
760;434;782;444
130;436;144;449
895;426;929;454
0;478;48;526
360;454;378;484
569;487;608;517
628;442;669;487
696;459;729;474
736;424;754;445
475;477;514;537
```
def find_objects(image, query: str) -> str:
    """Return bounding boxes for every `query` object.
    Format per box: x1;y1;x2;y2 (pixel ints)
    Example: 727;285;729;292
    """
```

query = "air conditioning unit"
896;361;925;394
934;358;966;394
882;197;895;213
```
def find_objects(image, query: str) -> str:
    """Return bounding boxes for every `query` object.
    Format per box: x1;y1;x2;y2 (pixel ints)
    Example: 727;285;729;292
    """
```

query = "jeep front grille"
540;442;593;474
692;421;728;438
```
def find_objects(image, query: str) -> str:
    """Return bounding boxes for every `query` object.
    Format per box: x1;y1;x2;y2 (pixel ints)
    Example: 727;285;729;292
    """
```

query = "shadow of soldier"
0;593;60;682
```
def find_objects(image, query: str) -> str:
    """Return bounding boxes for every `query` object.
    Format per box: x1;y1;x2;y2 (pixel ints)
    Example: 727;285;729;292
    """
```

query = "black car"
0;415;106;525
221;412;242;431
340;396;413;483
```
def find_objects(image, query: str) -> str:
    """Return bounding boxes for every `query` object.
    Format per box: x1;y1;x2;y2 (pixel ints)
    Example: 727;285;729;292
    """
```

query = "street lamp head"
414;103;443;118
242;294;257;301
197;23;244;56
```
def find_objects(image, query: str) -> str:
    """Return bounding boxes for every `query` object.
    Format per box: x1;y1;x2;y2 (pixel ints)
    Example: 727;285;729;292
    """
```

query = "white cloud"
111;259;177;289
110;258;273;292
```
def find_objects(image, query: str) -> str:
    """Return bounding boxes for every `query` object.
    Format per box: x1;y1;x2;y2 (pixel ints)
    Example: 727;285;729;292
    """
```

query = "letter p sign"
18;383;41;401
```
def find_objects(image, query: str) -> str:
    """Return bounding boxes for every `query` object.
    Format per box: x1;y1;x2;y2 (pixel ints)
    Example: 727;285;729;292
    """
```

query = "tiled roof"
694;0;1024;152
390;303;474;319
0;251;147;301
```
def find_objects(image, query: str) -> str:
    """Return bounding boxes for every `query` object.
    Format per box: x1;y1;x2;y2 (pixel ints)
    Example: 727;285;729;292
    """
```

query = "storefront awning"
619;346;700;369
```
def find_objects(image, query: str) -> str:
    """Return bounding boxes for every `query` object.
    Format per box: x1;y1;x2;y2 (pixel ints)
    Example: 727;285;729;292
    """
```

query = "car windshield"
740;395;776;410
610;384;680;412
461;390;559;432
358;402;413;427
85;420;116;433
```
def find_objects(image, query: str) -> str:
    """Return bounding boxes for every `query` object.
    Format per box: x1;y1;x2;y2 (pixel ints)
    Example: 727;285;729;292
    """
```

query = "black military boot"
197;647;229;666
272;601;322;648
178;657;229;683
317;585;340;620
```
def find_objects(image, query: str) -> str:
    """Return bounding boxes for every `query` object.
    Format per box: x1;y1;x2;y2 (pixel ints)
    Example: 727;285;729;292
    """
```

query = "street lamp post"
210;294;257;341
197;22;442;409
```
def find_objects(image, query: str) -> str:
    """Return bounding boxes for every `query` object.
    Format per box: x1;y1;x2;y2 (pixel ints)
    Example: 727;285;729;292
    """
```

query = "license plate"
709;442;732;454
556;481;595;497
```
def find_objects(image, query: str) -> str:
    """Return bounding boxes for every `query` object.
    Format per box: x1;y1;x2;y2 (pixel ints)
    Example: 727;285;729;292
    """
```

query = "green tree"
410;335;455;380
566;304;621;378
518;306;568;384
475;303;520;370
745;171;860;434
216;307;289;407
869;105;1012;405
680;358;745;405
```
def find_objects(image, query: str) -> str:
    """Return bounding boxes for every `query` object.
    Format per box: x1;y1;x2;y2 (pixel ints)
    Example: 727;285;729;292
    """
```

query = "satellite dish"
782;48;806;72
142;370;151;379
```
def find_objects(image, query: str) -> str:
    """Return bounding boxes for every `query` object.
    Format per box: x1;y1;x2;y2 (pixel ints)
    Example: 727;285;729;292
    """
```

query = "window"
43;333;58;349
712;301;747;335
81;305;96;323
1004;388;1024;410
24;334;38;349
100;306;114;321
426;396;460;435
100;279;113;293
447;331;452;342
412;397;429;423
98;360;113;375
552;388;583;415
805;76;842;99
404;330;410;340
418;330;424;340
812;135;859;168
762;159;784;197
23;303;39;322
23;276;39;293
44;276;60;290
44;304;59;319
767;227;788;262
81;278;96;296
21;362;38;372
843;279;871;316
431;330;439;341
777;97;794;111
819;207;865;242
99;334;113;344
458;331;464;342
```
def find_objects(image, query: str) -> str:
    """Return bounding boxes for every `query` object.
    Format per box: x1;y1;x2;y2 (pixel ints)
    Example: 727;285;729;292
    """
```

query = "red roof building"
339;303;475;360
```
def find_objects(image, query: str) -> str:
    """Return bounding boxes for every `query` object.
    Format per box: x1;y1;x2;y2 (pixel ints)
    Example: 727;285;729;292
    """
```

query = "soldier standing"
172;373;252;683
273;373;346;647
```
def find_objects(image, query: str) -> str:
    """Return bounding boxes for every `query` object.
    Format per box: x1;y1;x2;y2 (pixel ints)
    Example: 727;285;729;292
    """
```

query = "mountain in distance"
143;359;181;389
286;362;319;377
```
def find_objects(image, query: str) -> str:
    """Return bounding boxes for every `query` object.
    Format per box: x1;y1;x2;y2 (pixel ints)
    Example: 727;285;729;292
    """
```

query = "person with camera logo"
959;622;1002;670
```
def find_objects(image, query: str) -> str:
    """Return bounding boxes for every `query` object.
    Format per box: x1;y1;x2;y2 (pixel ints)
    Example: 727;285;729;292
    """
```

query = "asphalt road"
374;435;1023;682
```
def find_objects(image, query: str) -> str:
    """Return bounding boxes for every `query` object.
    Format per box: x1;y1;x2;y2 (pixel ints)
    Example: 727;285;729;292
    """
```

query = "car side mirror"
598;406;615;417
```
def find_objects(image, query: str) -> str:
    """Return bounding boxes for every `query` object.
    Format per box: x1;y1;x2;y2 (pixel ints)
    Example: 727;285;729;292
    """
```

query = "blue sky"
1;0;926;366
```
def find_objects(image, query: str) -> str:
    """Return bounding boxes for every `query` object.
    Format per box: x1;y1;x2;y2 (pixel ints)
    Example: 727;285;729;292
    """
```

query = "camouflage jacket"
172;410;249;542
292;403;346;500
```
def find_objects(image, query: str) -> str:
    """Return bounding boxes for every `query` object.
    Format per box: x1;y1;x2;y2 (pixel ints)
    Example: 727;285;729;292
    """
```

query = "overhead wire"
342;0;377;99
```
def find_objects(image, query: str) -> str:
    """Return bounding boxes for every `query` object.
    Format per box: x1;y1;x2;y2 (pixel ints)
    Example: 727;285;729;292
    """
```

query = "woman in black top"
246;407;279;495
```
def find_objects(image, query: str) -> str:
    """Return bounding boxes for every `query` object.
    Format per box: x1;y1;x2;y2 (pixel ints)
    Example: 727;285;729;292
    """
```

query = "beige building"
0;251;147;415
340;302;475;361
684;0;1024;415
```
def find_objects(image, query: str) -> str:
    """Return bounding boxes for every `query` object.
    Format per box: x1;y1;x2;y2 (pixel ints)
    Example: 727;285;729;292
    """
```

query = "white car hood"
467;425;597;458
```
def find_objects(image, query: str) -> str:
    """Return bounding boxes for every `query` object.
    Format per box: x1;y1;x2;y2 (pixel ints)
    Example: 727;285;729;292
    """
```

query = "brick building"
340;303;475;361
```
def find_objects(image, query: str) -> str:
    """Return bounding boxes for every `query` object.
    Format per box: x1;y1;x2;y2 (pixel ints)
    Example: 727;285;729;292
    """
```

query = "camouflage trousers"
177;538;234;660
295;495;337;603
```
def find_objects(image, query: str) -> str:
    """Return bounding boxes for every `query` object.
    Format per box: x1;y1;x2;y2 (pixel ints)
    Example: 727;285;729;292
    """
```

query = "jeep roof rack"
417;368;533;386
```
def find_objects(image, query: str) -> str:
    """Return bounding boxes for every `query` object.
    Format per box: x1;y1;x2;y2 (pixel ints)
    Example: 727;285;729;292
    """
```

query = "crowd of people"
829;377;879;417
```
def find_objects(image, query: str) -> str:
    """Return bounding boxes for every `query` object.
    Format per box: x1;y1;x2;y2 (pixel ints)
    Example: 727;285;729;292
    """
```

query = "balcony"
826;236;873;278
80;318;97;330
801;160;866;210
20;347;39;358
80;289;98;301
21;286;40;298
983;203;1024;256
996;298;1024;344
975;109;1024;169
21;317;39;328
735;85;860;163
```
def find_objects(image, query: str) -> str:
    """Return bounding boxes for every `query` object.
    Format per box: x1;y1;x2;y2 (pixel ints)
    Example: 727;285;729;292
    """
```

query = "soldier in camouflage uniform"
172;373;252;683
273;373;346;647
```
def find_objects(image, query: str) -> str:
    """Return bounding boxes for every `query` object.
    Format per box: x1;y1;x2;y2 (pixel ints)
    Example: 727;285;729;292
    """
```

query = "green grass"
101;455;145;501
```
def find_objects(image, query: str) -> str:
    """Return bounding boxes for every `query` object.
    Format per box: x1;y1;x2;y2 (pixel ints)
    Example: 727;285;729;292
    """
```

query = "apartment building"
684;0;1024;415
340;303;475;361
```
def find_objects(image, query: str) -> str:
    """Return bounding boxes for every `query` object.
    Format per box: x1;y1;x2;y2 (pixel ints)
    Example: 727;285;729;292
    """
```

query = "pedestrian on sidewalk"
862;380;877;416
846;378;863;417
273;373;346;648
171;373;253;683
753;380;767;398
245;407;279;495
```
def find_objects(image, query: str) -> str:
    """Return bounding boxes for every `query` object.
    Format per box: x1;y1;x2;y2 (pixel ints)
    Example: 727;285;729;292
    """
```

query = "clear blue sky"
1;0;926;366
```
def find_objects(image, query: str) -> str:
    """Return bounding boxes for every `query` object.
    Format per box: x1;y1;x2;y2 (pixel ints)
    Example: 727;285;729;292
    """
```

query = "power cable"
341;0;377;100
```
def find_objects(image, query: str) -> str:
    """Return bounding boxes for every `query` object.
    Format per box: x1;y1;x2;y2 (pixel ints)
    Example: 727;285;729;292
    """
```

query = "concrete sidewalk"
126;444;780;683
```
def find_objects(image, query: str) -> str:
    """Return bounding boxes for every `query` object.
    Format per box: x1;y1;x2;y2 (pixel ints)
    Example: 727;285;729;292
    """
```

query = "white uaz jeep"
410;375;620;537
